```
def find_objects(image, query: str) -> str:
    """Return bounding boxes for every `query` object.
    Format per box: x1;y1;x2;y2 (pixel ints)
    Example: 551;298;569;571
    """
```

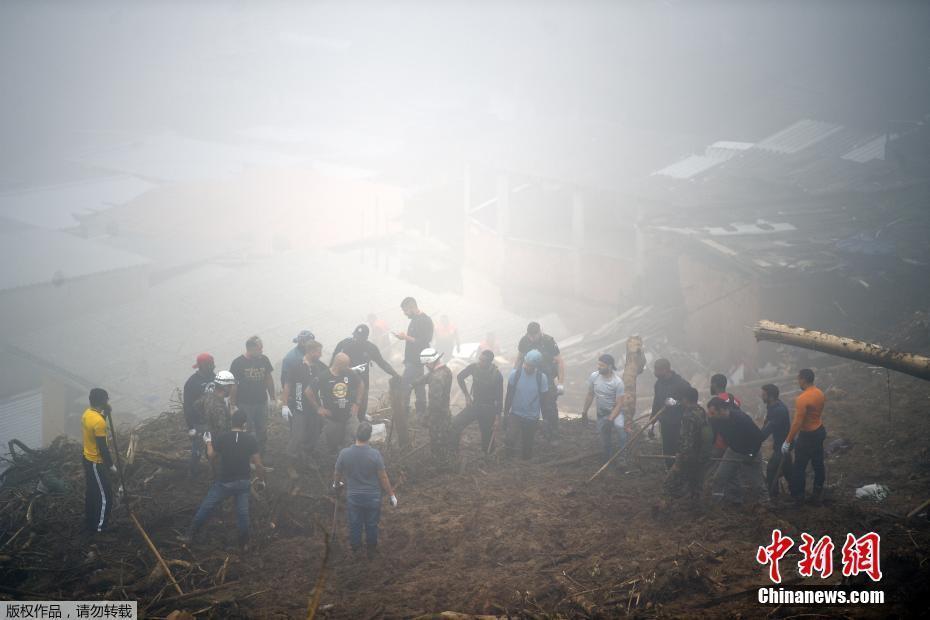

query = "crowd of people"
79;295;828;558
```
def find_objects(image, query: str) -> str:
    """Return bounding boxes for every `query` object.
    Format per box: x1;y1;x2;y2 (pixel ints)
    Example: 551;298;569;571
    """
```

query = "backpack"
508;366;545;413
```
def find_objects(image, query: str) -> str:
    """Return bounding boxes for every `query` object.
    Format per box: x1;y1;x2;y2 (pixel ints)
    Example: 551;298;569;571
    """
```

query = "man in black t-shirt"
332;324;400;421
183;353;215;476
707;397;767;505
393;297;433;420
181;410;265;548
230;336;275;452
516;322;565;443
650;358;694;470
316;353;363;456
452;349;504;453
284;340;327;466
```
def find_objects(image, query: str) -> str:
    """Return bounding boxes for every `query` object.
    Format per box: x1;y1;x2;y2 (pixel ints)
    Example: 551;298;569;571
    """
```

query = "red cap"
192;353;214;368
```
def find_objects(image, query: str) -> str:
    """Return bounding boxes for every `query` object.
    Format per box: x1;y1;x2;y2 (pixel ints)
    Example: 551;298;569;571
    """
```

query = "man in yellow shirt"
781;368;827;504
82;388;116;534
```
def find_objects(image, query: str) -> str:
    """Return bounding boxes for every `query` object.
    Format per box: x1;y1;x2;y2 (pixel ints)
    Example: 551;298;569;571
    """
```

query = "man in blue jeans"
180;410;265;549
580;354;629;465
334;422;397;559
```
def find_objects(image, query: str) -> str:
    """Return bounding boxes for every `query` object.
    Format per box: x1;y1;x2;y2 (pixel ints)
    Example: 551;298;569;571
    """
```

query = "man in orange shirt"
782;368;826;503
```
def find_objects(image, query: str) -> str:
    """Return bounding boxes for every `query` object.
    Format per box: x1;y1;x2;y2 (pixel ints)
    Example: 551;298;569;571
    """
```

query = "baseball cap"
524;349;542;367
192;353;214;368
293;329;315;344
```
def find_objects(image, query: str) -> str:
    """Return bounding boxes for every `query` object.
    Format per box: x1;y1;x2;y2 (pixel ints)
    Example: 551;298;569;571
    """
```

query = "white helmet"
419;347;441;365
213;370;236;387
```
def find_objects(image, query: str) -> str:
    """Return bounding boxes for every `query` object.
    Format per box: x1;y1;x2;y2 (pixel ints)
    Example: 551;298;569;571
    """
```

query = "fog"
1;1;929;439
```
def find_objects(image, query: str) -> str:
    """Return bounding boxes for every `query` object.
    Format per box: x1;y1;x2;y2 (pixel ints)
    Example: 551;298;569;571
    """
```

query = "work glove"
556;384;565;396
188;428;197;437
664;397;677;407
110;464;118;474
281;405;292;421
389;495;398;507
781;441;791;455
203;431;212;444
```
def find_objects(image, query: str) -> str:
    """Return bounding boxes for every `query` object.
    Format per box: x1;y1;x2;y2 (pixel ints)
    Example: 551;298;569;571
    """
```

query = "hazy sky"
2;0;929;181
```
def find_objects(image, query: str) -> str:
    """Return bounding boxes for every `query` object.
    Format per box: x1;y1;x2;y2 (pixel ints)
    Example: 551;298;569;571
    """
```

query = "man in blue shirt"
503;349;549;460
334;422;397;559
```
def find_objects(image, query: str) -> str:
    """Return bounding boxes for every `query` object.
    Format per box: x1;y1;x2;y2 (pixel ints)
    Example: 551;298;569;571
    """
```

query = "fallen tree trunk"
621;335;646;422
754;320;930;382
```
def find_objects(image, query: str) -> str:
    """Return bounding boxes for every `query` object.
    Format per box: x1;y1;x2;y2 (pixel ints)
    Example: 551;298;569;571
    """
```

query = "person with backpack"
515;322;564;445
452;349;504;454
197;370;236;436
504;349;549;460
664;386;712;503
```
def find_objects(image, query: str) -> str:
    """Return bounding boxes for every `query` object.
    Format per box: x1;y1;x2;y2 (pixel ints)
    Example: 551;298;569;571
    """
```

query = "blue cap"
524;349;543;367
293;329;315;343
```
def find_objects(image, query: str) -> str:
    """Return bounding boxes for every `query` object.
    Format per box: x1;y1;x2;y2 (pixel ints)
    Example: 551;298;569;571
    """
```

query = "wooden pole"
754;320;930;382
388;376;410;449
129;512;184;596
620;336;646;422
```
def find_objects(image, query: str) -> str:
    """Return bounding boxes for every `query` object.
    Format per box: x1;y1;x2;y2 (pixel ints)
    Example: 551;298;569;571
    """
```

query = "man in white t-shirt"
581;354;628;464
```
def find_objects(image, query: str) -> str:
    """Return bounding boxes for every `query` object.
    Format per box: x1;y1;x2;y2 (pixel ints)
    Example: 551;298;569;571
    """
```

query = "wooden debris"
907;498;930;520
754;320;930;381
129;511;184;596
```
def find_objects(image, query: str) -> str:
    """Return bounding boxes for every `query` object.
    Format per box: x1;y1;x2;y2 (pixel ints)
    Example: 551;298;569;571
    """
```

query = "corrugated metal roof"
756;119;843;154
653;142;751;180
0;390;42;456
0;176;154;230
0;229;150;293
841;134;891;163
653;153;730;180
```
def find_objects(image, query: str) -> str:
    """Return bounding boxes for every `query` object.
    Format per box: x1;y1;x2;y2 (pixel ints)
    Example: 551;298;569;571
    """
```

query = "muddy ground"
2;359;929;618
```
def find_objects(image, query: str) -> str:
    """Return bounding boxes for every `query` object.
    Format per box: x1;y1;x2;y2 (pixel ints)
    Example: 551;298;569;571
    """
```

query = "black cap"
353;324;370;339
